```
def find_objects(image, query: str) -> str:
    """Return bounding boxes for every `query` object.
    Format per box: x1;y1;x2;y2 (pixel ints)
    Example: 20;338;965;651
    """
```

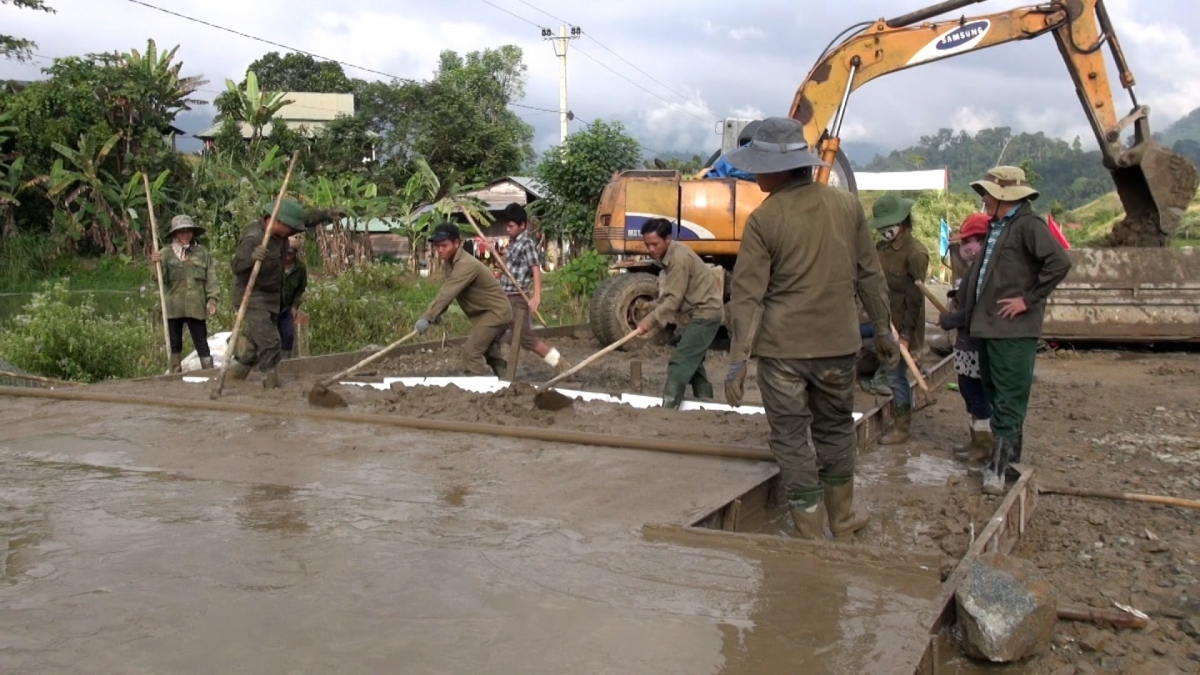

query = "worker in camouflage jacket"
636;217;724;409
228;199;309;389
943;166;1072;495
417;223;514;376
151;214;219;373
724;117;898;541
869;193;930;445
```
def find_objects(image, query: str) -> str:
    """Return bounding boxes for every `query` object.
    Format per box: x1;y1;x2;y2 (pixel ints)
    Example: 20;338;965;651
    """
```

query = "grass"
1062;187;1200;246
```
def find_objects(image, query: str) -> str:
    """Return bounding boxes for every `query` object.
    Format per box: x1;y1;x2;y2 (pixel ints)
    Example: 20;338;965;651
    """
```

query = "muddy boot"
692;382;714;401
823;478;869;541
662;381;686;410
261;369;279;390
169;352;183;374
487;358;508;379
1005;433;1024;481
954;418;993;463
280;350;292;361
228;360;252;382
982;436;1018;496
199;356;214;371
787;485;825;538
879;405;911;445
865;367;892;396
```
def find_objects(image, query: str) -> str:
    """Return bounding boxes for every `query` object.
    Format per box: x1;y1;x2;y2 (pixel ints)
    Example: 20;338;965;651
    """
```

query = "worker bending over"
636;217;724;409
723;117;898;541
870;193;930;445
416;223;514;377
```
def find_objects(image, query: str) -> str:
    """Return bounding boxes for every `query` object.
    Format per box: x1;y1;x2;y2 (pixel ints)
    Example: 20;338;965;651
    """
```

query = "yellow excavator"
589;0;1199;346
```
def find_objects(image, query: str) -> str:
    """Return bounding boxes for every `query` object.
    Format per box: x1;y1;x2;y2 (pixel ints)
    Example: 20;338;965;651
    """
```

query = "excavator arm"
789;0;1198;246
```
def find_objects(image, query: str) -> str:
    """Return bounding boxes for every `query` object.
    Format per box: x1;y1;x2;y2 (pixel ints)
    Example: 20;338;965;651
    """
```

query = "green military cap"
264;199;308;232
869;193;916;229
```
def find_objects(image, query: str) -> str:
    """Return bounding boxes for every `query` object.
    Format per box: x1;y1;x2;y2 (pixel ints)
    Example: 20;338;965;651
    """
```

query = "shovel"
533;330;641;410
307;330;419;408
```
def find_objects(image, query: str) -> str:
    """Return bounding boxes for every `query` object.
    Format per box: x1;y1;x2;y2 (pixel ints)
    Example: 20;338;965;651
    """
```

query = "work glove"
251;245;269;262
724;360;747;407
874;331;901;366
415;318;431;335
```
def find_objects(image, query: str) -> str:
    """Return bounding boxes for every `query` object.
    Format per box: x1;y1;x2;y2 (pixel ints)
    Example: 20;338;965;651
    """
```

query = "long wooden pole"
311;330;419;393
537;330;640;392
461;211;549;327
914;281;950;315
0;385;774;462
0;370;81;387
892;323;929;393
211;152;300;399
1040;482;1200;511
143;173;172;370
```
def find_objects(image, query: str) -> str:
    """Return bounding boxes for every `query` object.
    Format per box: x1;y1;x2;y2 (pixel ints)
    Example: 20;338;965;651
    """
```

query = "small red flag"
1047;214;1071;249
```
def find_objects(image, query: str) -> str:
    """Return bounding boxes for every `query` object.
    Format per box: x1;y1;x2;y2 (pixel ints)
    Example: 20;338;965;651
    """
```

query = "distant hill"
842;141;890;168
1063;186;1200;246
1158;106;1200;148
864;126;1113;209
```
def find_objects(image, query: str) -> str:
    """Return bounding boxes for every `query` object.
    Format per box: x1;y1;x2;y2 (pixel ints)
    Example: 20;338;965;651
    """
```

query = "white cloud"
728;26;765;41
951;107;998;135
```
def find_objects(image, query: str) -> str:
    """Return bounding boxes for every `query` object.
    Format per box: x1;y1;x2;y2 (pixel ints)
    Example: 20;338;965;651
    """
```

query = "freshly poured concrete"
0;396;938;673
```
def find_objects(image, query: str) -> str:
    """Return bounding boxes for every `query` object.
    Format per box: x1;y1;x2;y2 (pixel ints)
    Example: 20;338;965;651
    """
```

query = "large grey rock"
955;553;1058;662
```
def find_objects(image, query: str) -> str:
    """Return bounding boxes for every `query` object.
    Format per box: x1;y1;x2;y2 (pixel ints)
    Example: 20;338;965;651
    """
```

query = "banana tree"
304;174;389;272
394;160;493;273
219;71;292;144
0;156;35;238
41;132;142;255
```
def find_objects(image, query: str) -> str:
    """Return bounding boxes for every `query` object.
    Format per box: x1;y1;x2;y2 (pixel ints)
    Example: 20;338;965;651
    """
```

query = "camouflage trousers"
757;355;858;509
235;307;282;372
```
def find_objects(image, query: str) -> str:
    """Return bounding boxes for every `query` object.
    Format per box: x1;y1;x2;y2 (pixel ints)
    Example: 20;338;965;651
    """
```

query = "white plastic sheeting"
856;169;949;192
181;331;233;372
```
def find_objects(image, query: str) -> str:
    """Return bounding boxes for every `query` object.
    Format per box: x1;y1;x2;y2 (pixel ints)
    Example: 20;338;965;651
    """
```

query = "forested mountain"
864;127;1113;209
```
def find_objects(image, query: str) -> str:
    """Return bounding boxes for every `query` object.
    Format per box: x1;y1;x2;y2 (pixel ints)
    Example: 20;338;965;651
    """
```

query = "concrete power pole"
542;24;580;144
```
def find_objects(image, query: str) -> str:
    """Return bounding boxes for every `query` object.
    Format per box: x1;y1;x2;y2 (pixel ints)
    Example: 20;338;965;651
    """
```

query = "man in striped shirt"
497;203;570;374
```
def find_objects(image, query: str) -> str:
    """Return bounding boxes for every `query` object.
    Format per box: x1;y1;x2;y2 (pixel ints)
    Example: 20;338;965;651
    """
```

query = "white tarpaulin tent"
856;169;949;192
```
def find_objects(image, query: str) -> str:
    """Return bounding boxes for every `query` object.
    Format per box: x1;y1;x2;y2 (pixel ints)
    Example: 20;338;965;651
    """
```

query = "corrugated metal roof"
194;92;355;140
507;176;544;198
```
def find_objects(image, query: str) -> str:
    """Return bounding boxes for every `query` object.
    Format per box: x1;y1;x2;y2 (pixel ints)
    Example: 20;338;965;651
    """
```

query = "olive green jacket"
231;222;288;312
161;243;218;320
423;247;513;328
646;241;723;329
878;234;930;353
729;177;892;361
281;261;308;312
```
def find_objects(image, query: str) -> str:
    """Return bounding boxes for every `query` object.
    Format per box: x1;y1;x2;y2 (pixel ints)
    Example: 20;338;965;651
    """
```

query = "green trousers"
236;307;281;372
979;338;1037;441
757;355;858;509
663;318;721;408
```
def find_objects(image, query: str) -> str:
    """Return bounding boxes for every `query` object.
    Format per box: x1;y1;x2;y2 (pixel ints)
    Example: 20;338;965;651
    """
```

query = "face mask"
880;226;901;242
960;239;984;261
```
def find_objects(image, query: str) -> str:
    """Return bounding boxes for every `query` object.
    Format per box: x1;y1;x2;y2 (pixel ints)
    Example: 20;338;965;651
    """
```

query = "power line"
582;33;718;120
572;46;713;126
476;0;542;28
514;0;569;25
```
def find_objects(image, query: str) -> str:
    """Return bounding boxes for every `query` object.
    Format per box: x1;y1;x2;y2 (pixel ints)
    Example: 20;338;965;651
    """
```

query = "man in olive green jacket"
870;193;930;445
229;199;309;389
636;217;724;409
724;117;898;541
952;166;1071;494
416;223;514;376
152;214;219;372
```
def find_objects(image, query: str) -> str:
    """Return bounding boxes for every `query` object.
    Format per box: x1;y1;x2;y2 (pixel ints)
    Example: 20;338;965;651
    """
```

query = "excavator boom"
790;0;1198;246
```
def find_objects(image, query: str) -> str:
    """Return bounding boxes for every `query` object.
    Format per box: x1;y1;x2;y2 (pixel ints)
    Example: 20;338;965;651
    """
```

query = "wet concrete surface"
0;396;942;673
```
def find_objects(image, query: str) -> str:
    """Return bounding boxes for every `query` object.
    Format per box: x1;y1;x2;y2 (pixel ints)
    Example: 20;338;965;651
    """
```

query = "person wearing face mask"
951;166;1072;495
868;194;930;446
938;213;993;464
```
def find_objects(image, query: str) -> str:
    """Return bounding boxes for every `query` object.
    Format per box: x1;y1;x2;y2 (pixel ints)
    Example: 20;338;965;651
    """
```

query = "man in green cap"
228;199;308;389
417;223;513;376
636;217;724;409
948;166;1071;494
723;117;898;541
870;193;930;445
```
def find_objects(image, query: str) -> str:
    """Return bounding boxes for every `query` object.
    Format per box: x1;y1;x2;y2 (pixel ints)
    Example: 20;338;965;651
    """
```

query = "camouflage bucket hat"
166;214;205;237
264;199;308;232
725;117;828;174
869;193;916;229
971;166;1040;202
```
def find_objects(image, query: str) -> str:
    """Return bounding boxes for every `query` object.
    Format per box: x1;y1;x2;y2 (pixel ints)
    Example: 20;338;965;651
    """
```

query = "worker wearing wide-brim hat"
228;199;309;389
722;116;898;541
956;165;1071;495
151;214;219;373
868;193;930;446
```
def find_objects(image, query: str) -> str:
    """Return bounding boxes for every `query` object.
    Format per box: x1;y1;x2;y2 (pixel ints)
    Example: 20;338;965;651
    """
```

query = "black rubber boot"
982;436;1018;495
662;381;687;410
692;382;714;401
199;356;214;370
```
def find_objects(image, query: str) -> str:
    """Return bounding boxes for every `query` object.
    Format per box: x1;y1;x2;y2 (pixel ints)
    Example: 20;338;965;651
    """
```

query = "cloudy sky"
4;0;1200;160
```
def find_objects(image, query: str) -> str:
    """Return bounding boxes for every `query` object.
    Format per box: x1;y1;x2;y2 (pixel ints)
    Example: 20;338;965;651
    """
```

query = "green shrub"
557;249;611;299
0;282;163;382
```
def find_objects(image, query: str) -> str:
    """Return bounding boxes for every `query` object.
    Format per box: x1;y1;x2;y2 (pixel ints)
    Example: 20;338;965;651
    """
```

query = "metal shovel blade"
307;385;349;409
533;388;575;411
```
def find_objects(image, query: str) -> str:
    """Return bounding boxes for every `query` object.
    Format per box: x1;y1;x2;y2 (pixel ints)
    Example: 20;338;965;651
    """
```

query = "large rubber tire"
590;272;660;348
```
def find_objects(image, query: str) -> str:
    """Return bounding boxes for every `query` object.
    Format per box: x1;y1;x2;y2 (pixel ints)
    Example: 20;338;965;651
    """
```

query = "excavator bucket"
1108;140;1199;247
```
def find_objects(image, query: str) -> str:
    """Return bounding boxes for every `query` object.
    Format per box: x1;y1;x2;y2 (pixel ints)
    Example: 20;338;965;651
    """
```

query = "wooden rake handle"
461;211;548;327
316;331;420;390
915;281;950;315
537;330;640;392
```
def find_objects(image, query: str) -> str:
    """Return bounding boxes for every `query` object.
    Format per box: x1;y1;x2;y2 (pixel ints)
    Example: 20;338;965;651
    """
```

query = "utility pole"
542;24;580;144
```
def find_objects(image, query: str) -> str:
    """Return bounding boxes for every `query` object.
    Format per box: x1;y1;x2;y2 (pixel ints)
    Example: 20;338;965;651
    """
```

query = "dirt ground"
56;340;1200;671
